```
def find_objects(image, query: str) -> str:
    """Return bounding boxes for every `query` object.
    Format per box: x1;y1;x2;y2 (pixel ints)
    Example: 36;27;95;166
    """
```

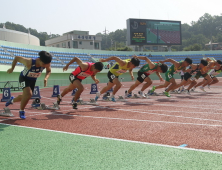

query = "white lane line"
2;105;222;127
0;122;222;155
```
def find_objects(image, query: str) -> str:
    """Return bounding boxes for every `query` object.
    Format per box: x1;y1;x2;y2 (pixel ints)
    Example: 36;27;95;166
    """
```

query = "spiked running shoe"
57;94;62;105
95;92;100;101
19;110;26;119
72;102;78;109
200;86;206;92
5;96;15;107
164;91;171;97
149;86;156;94
111;96;116;102
125;93;132;98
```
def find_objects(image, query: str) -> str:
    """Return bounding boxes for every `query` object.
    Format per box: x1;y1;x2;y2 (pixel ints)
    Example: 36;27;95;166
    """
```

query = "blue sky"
0;0;221;35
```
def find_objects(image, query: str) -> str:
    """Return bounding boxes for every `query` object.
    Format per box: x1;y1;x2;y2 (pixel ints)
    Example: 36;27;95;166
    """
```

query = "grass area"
1;123;222;170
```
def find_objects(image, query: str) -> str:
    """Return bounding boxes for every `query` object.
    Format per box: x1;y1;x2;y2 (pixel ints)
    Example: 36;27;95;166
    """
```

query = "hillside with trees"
1;13;222;51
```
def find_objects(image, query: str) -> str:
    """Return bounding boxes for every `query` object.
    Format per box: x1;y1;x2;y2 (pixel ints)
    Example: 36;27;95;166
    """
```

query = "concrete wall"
0;28;40;46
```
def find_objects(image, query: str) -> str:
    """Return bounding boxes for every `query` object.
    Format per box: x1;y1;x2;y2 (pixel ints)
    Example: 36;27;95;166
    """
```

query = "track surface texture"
1;78;222;152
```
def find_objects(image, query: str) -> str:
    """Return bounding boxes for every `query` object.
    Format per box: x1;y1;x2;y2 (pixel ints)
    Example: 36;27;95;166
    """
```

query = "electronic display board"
126;18;182;46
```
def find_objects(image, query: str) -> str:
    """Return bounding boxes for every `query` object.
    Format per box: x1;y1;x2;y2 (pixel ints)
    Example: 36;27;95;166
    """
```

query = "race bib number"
78;72;91;77
70;74;75;81
27;72;41;78
110;74;116;80
168;74;172;79
20;81;26;88
116;69;127;74
141;74;146;79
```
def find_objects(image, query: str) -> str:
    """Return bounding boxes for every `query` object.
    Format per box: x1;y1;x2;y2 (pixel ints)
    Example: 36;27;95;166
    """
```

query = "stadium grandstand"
1;40;222;88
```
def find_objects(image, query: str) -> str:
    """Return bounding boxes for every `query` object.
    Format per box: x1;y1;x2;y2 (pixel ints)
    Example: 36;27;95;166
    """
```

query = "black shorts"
69;73;82;83
137;71;148;83
108;71;118;83
184;73;192;81
19;75;36;92
181;75;184;81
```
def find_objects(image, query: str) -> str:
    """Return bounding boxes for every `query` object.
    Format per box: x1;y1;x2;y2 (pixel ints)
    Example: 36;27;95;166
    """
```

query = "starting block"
102;96;112;101
0;107;14;117
37;103;60;110
132;94;140;98
31;98;60;110
116;95;127;102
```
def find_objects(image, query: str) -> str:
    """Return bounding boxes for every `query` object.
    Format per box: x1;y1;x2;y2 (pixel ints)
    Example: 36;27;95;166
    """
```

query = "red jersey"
72;62;94;80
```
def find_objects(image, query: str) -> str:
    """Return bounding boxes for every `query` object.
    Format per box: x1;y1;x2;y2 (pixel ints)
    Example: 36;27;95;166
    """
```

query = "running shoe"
200;86;206;92
164;91;171;97
186;90;191;95
72;102;78;109
126;93;132;98
95;92;100;101
139;92;146;98
19;110;26;119
5;96;15;107
207;85;210;89
111;96;116;102
57;94;62;105
149;86;156;94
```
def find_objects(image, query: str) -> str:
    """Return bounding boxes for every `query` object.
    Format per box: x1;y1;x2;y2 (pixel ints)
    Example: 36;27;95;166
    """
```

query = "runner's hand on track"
63;65;69;72
7;68;13;74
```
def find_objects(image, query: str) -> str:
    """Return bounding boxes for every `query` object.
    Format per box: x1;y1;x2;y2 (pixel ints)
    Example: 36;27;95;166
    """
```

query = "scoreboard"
126;19;182;46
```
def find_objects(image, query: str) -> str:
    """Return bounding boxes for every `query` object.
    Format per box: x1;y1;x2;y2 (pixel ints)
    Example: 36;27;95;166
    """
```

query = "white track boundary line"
0;122;222;155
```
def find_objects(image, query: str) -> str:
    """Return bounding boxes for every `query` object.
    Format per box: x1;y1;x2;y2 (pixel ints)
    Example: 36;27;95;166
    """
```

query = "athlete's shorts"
19;75;36;92
184;73;192;81
108;71;118;83
137;71;149;83
181;75;184;81
165;71;174;82
69;73;82;83
195;71;208;79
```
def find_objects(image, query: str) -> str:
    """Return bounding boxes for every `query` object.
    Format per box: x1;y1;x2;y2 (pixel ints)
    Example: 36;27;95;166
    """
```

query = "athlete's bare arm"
159;59;180;68
91;75;99;84
7;56;32;74
99;56;125;67
156;72;163;81
134;56;155;69
63;57;88;72
129;68;134;80
44;65;51;87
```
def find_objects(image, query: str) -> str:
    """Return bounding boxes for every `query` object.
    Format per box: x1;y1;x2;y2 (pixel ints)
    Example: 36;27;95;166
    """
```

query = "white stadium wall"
0;28;40;46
